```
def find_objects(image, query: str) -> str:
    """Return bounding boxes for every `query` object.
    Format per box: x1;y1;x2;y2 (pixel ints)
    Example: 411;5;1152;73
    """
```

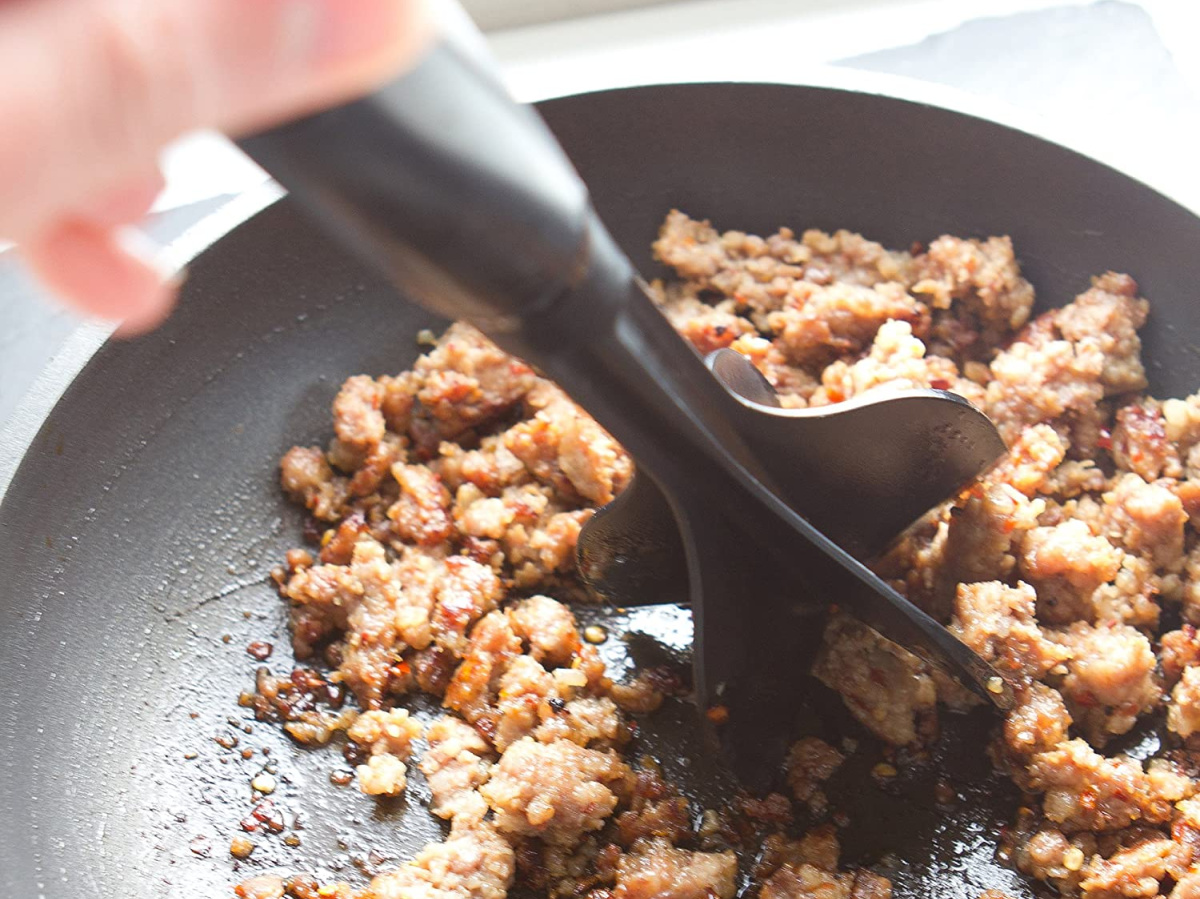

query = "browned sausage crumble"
239;210;1200;899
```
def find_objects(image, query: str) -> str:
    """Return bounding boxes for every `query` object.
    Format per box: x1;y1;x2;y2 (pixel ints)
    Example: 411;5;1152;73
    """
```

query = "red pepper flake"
705;705;730;725
929;378;951;391
230;835;256;859
1098;428;1113;451
246;641;274;661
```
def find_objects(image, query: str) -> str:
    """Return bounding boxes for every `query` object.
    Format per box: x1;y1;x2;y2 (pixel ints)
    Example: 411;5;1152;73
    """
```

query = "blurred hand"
2;0;430;334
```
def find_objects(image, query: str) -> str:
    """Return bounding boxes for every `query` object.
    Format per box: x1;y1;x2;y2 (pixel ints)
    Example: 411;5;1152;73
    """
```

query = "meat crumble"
241;210;1200;899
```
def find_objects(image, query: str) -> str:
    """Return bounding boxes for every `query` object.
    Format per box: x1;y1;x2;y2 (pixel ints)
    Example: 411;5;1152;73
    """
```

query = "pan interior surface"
4;82;1200;898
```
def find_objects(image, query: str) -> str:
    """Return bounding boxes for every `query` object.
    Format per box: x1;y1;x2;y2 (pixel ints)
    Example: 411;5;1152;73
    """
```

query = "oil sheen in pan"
186;583;1035;897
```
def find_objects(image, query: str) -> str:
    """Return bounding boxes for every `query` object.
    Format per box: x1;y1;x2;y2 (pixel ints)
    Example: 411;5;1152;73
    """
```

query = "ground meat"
932;482;1045;620
1001;683;1072;760
508;596;583;667
879;424;1065;616
608;674;667;715
444;611;524;731
614;762;692;848
1078;833;1186;899
949;581;1068;688
613;838;737;899
282;557;361;654
481;738;633;847
431;557;505;657
1162;392;1200;471
347;709;422;756
1112;400;1183;481
785;737;845;805
812;612;936;746
760;864;892;899
652;211;912;320
1169;667;1200;739
503;382;632;508
1173;873;1200;899
1091;554;1164;630
346;709;422;797
809;320;982;409
368;817;515;899
533;696;624;749
760;863;850;899
1025;740;1171;832
355;752;410;797
911;234;1035;360
280;446;347;522
557;408;633;507
725;333;821;405
1049;622;1161;743
332;375;387;457
652;210;801;314
1162;628;1200;687
1099;473;1187;572
1054;273;1149;397
338;541;439;708
1008;820;1095;894
765;281;929;368
266;213;1198;899
758;826;842;876
235;876;286;899
438;436;530;496
984;329;1106;448
388;463;454;548
657;290;758;355
849;872;895;899
1018;522;1123;625
993;424;1070;497
799;226;916;289
409;322;537;453
421;716;495;822
491;655;561;752
982;275;1147;451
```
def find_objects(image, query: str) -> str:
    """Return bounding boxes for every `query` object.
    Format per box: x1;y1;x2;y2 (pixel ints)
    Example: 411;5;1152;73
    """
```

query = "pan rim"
2;69;1196;505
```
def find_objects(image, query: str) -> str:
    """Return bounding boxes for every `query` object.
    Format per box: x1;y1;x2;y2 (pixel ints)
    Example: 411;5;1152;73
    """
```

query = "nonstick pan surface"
4;81;1200;899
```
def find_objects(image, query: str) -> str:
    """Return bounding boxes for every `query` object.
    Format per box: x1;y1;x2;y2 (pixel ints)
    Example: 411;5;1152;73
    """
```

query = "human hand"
2;0;431;334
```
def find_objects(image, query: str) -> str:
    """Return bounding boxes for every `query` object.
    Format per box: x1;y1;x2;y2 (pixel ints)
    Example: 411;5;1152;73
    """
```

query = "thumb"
0;0;432;242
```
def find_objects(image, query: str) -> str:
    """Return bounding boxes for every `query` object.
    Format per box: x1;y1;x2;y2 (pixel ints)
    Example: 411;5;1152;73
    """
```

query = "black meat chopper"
237;3;1012;781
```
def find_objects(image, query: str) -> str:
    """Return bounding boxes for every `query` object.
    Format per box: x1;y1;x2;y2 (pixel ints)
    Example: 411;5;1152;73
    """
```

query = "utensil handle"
237;10;762;492
238;27;590;333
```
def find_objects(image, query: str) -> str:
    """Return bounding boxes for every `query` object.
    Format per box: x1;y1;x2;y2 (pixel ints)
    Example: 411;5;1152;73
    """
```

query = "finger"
21;220;179;334
0;0;432;241
77;169;167;229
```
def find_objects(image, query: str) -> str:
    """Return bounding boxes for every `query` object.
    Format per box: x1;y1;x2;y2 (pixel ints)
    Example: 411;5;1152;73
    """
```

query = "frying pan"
4;79;1200;899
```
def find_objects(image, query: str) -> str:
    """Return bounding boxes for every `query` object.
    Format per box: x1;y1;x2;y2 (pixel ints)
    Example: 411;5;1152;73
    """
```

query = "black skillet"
4;80;1200;899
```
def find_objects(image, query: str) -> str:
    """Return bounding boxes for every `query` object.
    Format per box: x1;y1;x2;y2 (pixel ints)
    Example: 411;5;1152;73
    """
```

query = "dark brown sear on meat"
240;211;1200;899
